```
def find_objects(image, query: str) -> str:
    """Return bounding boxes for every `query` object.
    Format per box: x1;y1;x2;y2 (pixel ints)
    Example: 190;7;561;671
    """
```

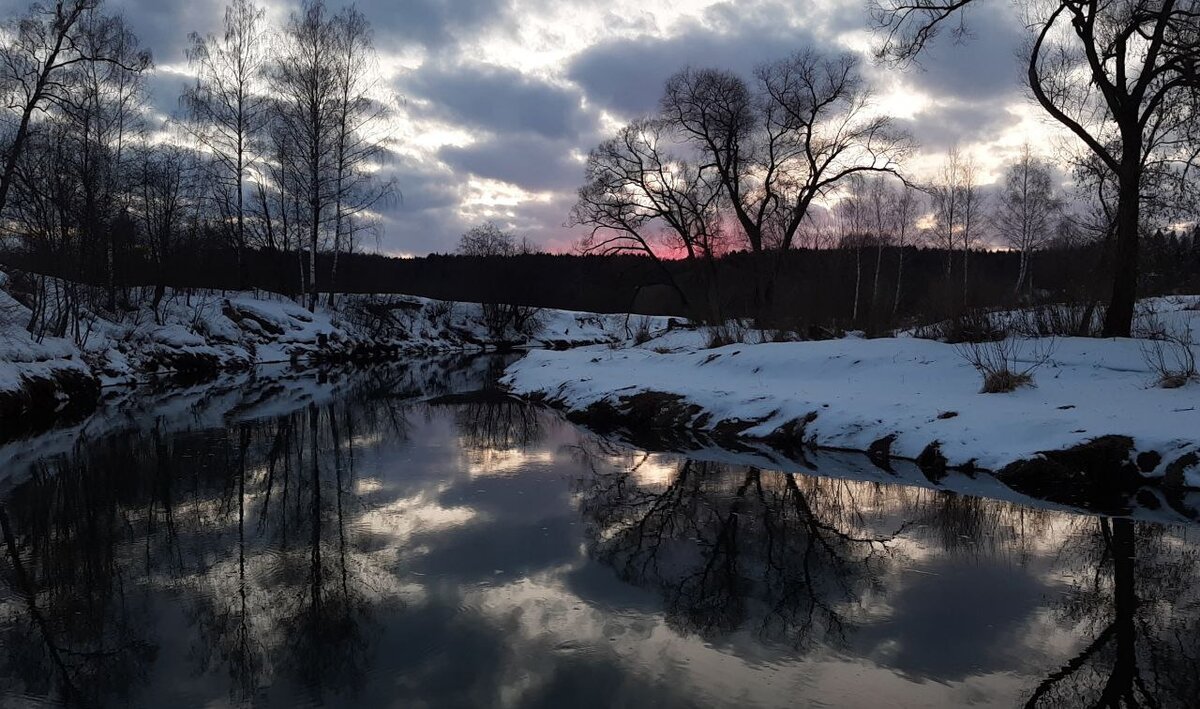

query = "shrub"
914;309;1007;344
981;369;1033;393
705;320;748;349
1139;324;1197;388
425;299;456;327
1012;301;1105;338
480;302;543;341
628;315;653;345
956;336;1055;393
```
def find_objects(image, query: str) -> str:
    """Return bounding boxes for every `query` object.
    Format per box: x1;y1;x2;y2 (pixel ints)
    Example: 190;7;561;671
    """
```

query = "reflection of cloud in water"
358;483;481;548
462;447;561;477
463;567;1041;707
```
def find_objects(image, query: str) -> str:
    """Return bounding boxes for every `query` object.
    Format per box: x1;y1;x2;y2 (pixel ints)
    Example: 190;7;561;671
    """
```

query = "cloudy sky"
26;0;1069;255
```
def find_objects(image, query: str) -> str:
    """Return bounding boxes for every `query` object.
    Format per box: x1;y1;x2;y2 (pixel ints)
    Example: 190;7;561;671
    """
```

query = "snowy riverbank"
503;298;1200;496
0;269;654;435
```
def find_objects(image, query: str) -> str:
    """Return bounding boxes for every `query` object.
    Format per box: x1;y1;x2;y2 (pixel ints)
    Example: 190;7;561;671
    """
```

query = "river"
0;355;1197;707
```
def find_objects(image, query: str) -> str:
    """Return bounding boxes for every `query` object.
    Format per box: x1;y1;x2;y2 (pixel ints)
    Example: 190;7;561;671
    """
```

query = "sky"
8;0;1071;255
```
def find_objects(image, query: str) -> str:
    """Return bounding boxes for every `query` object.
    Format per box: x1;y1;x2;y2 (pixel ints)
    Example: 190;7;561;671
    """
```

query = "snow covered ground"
0;268;656;394
0;268;678;437
503;297;1200;485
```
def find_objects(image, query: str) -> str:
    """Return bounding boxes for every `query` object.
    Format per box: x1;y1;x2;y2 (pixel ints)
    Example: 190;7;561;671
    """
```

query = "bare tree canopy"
662;51;915;255
182;0;268;275
570;118;722;261
458;221;526;257
995;143;1063;294
268;0;394;309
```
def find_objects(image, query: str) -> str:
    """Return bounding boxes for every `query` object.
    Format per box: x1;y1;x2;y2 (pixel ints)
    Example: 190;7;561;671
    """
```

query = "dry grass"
981;369;1034;393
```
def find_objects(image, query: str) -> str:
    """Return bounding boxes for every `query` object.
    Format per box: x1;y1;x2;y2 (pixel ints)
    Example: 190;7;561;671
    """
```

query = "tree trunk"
1102;160;1140;338
871;242;884;324
852;244;862;323
1015;251;1029;296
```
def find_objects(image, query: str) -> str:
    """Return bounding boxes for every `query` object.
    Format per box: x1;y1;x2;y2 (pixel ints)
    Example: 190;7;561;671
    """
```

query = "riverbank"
0;269;659;437
503;297;1200;505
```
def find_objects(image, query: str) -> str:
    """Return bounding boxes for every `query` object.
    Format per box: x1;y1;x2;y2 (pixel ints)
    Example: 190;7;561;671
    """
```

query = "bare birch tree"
996;143;1062;295
865;175;896;321
892;181;919;317
325;5;395;304
273;0;338;310
927;147;982;307
183;0;268;285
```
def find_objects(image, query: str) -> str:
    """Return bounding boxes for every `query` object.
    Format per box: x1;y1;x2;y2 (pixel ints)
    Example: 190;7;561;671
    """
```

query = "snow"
0;268;662;396
0;285;90;394
503;298;1200;478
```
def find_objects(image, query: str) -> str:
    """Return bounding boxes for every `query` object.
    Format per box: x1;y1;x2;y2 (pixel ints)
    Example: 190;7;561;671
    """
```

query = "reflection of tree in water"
1023;517;1200;708
0;453;157;706
577;442;1200;706
577;454;899;649
450;396;544;450
0;390;417;705
908;488;1055;560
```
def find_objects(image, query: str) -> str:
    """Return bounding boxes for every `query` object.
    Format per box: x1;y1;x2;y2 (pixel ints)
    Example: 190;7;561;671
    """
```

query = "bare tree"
959;154;984;305
456;222;542;339
663;53;914;255
755;51;915;252
892;181;919;317
872;0;1200;336
660;52;914;320
74;7;147;311
865;175;896;322
834;176;869;323
660;69;758;249
183;0;268;285
136;140;195;311
458;221;525;257
324;6;395;304
272;0;339;310
569;117;724;312
996;143;1062;295
0;0;149;224
926;147;982;307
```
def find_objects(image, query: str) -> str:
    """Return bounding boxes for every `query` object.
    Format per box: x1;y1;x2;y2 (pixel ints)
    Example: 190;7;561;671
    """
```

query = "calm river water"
0;355;1197;708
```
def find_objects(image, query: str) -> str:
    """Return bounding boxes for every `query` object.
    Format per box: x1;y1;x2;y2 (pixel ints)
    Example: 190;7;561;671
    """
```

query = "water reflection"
0;358;1198;707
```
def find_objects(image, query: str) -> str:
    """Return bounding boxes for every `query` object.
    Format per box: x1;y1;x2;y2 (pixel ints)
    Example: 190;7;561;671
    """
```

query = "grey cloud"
354;0;510;54
902;96;1017;154
439;135;584;192
45;0;1046;255
566;15;843;119
894;1;1028;102
403;62;593;140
